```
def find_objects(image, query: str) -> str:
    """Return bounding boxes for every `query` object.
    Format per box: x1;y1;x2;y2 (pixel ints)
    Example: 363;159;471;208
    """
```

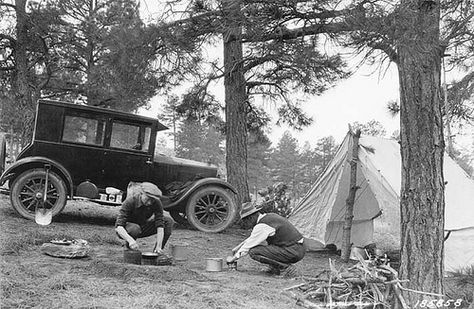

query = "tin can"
206;258;223;272
171;244;188;261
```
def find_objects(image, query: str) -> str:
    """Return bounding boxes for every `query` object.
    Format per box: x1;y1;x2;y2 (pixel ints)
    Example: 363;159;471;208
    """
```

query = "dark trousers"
122;216;174;249
249;243;305;269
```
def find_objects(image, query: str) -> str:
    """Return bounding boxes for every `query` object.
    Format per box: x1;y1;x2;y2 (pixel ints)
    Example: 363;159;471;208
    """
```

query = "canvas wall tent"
290;132;474;273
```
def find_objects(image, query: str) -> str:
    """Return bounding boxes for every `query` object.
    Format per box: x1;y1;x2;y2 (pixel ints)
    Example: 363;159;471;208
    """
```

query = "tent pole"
341;129;361;262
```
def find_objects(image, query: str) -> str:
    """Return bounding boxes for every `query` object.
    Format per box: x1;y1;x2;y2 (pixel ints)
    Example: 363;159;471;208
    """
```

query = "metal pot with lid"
141;252;159;265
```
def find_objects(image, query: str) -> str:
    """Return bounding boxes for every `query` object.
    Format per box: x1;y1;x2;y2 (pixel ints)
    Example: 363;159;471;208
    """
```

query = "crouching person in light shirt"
227;203;306;277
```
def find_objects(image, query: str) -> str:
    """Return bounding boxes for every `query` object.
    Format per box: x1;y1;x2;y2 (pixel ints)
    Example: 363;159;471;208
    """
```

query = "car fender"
0;156;74;196
165;178;237;209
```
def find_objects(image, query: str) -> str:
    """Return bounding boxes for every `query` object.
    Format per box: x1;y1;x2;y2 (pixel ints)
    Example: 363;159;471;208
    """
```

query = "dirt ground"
0;194;342;309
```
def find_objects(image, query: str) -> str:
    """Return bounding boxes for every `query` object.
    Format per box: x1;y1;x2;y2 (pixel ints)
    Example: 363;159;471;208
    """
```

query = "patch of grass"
0;260;51;308
87;232;122;245
75;260;209;283
445;266;474;308
46;274;83;291
0;229;77;255
0;218;120;256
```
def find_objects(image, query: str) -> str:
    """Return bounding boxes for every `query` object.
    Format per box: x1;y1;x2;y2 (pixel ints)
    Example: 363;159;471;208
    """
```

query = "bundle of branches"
283;257;414;309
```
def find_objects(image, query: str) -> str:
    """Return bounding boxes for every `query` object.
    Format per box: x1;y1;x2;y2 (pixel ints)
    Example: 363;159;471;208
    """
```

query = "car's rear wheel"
10;169;67;220
185;186;237;233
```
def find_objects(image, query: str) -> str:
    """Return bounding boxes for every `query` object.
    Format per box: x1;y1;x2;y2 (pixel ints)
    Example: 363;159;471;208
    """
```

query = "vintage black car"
0;99;238;232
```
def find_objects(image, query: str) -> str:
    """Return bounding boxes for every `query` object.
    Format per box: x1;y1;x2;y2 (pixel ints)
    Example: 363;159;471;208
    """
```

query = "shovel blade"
35;208;52;226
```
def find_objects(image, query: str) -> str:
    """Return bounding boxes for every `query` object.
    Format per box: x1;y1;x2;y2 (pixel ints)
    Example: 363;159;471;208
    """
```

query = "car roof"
38;99;168;131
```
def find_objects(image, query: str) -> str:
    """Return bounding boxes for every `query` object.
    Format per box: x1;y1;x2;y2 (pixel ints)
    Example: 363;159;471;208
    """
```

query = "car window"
143;126;151;151
111;122;150;152
62;115;105;145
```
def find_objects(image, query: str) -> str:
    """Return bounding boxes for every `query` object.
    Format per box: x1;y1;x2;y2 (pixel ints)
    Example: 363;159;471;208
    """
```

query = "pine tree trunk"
222;0;250;205
14;0;35;144
397;0;445;303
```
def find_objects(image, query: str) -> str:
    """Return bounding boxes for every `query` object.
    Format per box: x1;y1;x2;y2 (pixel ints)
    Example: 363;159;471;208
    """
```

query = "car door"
57;111;108;187
102;119;154;190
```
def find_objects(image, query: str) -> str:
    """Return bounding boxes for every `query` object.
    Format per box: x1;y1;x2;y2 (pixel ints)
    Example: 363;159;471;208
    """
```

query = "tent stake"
341;129;361;262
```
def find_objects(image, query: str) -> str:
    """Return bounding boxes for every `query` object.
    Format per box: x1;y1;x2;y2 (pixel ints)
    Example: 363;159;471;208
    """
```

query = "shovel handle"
43;165;50;204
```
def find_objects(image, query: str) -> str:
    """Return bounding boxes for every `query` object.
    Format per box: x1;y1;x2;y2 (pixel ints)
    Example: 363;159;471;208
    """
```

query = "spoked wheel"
10;169;67;220
169;210;188;226
185;186;237;233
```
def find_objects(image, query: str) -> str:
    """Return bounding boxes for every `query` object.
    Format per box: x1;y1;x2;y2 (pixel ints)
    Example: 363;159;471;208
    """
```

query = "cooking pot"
171;244;188;261
206;258;223;272
141;252;159;265
123;249;141;265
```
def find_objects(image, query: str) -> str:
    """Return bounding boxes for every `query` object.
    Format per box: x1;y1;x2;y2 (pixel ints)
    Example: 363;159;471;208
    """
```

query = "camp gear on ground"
206;258;224;271
123;248;142;264
141;251;159;265
171;243;188;261
290;132;474;273
41;239;90;258
141;252;173;266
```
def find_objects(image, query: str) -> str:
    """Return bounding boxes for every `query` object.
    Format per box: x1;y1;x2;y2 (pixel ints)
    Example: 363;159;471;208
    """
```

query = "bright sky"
268;64;401;145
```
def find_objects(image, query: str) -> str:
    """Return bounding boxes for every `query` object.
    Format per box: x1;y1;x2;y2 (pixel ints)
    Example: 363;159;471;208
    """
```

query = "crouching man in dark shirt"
227;203;306;277
115;182;173;253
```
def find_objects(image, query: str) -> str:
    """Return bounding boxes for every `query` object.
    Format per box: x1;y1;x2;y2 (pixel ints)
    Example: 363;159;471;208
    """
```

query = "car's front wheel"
10;169;67;220
185;186;238;233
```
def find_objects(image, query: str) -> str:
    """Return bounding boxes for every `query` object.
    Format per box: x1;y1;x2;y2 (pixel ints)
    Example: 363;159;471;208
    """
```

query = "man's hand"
152;241;164;254
232;240;245;254
129;240;139;250
226;255;237;263
116;226;138;250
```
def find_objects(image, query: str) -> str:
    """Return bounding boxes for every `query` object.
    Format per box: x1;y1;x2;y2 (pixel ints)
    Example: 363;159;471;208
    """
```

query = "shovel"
35;166;53;226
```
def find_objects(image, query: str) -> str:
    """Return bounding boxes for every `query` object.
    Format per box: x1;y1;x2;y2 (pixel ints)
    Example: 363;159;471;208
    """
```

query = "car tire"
169;210;188;226
10;168;67;220
185;186;238;233
0;134;6;175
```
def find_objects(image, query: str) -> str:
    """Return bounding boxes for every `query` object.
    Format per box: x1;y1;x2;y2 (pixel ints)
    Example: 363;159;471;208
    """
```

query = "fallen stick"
304;290;327;298
397;286;444;297
298;301;382;309
302;276;329;282
308;283;347;289
384;279;409;285
283;283;307;291
342;277;386;285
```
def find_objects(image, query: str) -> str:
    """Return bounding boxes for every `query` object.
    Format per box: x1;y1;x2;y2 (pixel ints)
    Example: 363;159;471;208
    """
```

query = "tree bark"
341;129;361;262
397;0;445;304
13;0;35;144
222;0;250;205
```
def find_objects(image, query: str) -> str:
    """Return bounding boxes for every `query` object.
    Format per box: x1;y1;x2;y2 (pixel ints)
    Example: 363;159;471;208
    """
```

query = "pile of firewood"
283;255;419;309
